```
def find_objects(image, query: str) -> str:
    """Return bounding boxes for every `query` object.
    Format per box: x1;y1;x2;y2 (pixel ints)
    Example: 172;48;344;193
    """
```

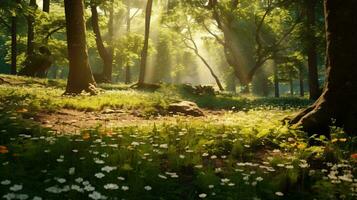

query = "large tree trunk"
90;4;113;83
138;0;153;85
125;0;131;84
27;0;36;57
289;71;294;96
299;65;305;97
305;0;320;100
290;0;357;136
43;0;50;13
64;0;96;95
11;15;17;75
273;60;280;98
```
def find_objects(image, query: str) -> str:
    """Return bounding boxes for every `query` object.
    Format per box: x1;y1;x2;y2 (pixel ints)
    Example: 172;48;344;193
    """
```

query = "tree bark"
290;0;357;136
138;0;153;85
299;65;305;97
11;15;17;75
125;0;131;84
305;0;320;100
27;0;36;57
90;4;113;83
273;61;280;98
43;0;50;13
289;71;294;96
64;0;96;95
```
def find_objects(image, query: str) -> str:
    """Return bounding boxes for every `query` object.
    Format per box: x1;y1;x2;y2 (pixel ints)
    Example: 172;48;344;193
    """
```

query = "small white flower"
144;185;152;191
94;173;105;179
256;177;264;182
208;185;214;189
69;167;75;175
75;177;84;183
221;178;230;183
1;180;11;185
104;183;119;190
117;176;125;181
101;166;117;173
9;184;23;191
275;192;284;196
84;185;95;192
198;193;207;198
2;193;15;200
71;185;83;192
56;178;66;184
33;196;43;200
93;158;105;164
131;141;140;146
45;186;62;194
158;174;167;179
159;144;168;149
17;194;29;200
121;185;129;191
88;191;106;200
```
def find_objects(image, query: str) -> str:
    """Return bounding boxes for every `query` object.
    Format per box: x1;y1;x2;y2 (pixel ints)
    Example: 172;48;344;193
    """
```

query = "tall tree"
125;0;131;84
298;64;305;97
64;0;96;94
43;0;50;13
10;13;17;75
290;0;357;136
186;0;301;93
90;1;114;83
27;0;37;57
304;0;320;100
138;0;153;85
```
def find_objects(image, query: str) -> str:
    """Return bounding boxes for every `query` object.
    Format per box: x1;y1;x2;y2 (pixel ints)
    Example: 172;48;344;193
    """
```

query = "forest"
0;0;356;199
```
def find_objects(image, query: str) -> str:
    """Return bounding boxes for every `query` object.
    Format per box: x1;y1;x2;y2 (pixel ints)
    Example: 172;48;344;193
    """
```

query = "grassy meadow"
0;75;356;200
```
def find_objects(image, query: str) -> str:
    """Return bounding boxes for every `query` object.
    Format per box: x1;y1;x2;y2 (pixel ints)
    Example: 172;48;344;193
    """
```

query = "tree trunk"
43;0;50;13
64;0;96;95
290;0;357;136
273;61;280;98
299;65;305;97
125;0;131;84
27;0;36;57
138;0;153;85
289;76;294;96
11;15;17;75
305;0;320;100
195;51;224;91
90;4;113;83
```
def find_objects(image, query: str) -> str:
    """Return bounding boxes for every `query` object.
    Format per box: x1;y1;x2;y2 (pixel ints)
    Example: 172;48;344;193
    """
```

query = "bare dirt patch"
33;108;222;133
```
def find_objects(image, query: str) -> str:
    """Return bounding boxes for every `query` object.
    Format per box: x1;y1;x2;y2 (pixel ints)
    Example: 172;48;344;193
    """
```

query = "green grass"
0;75;313;116
0;75;356;199
0;109;356;199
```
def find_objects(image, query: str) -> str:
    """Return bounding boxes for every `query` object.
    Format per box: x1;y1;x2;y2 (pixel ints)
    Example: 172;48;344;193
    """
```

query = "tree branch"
45;24;65;40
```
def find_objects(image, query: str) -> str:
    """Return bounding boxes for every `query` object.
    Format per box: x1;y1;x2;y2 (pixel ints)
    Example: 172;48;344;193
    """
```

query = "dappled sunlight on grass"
0;106;356;199
0;76;356;199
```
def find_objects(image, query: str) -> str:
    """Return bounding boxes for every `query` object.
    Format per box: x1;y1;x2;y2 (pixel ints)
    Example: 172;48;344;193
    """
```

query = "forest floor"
0;74;356;200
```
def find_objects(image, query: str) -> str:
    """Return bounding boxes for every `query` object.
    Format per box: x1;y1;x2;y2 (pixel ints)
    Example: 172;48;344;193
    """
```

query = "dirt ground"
34;108;225;133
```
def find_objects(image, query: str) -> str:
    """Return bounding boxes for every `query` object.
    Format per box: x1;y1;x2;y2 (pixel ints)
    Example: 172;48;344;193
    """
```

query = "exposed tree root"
130;82;161;91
